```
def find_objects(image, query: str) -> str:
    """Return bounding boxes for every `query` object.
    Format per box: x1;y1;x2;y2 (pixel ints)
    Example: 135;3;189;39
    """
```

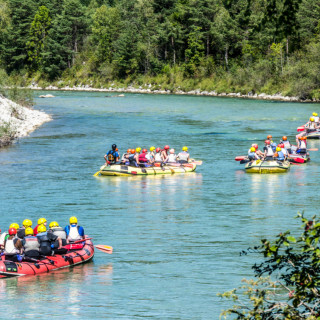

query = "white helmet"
169;148;175;154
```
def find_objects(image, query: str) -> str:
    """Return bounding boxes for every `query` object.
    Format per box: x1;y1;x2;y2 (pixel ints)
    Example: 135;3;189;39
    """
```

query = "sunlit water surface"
0;91;320;319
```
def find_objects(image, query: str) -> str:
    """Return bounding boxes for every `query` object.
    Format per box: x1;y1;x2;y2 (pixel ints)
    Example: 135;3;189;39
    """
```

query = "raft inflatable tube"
0;238;94;278
245;160;290;173
99;163;197;176
287;154;310;163
305;131;320;139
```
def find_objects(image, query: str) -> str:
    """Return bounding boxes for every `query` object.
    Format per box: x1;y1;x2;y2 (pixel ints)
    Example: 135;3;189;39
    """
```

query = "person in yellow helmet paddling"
22;227;40;259
33;218;47;236
36;224;62;256
65;217;85;242
177;146;190;164
17;219;32;240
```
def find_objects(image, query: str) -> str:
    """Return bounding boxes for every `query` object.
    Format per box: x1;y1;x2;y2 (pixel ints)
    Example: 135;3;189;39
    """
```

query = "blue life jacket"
248;152;256;159
271;143;277;152
277;151;285;160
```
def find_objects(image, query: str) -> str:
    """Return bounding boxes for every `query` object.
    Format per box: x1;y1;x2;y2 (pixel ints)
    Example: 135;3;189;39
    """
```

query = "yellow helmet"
250;147;256;152
25;227;34;236
182;146;188;151
38;218;47;225
310;117;315;122
22;219;32;228
49;221;59;228
313;112;318;116
276;147;282;152
136;147;141;153
9;223;19;230
37;225;46;233
150;146;155;151
69;216;78;224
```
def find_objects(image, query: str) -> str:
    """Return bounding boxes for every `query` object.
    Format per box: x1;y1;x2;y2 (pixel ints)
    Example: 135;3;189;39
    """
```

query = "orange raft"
0;237;94;278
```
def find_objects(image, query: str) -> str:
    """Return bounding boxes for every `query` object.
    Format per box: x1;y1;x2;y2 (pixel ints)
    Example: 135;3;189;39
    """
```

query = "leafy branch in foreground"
218;212;320;320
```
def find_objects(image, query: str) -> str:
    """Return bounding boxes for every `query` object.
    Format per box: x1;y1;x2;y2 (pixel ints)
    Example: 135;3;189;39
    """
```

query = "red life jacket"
139;153;148;163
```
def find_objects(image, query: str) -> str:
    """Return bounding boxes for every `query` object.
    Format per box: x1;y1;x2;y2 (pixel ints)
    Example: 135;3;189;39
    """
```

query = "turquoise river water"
0;91;320;319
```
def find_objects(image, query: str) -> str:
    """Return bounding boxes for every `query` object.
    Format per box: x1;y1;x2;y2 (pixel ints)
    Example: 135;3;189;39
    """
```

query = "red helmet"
8;228;17;236
253;144;258;149
282;136;287;141
156;147;161;152
164;145;170;150
130;149;136;154
142;148;148;153
265;140;270;145
279;143;284;148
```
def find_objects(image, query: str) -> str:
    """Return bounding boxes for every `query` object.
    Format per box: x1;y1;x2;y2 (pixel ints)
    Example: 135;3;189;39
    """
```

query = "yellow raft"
245;159;290;173
98;163;197;176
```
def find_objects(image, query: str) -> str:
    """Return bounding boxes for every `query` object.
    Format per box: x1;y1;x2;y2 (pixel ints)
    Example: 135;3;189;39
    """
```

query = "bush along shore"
0;94;51;148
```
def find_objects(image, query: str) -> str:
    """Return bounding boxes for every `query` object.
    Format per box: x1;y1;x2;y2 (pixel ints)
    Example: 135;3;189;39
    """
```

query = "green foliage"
220;213;320;319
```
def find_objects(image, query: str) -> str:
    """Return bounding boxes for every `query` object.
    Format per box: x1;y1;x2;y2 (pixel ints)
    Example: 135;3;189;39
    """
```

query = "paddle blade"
235;156;246;161
308;148;318;151
95;245;113;254
93;171;101;177
297;127;305;132
193;161;202;165
294;157;305;163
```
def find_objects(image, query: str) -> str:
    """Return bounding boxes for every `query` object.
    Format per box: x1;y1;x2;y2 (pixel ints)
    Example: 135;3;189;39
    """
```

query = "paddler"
297;136;308;155
263;140;274;160
65;216;85;242
3;227;23;262
154;147;163;163
165;148;178;163
312;112;319;123
128;149;138;167
33;218;47;236
248;147;259;161
0;223;19;249
281;136;292;153
266;135;272;141
161;145;170;162
17;219;32;240
278;143;288;158
253;144;264;159
22;227;40;259
120;149;131;164
48;221;68;254
274;146;286;161
146;147;156;163
177;146;190;164
104;144;120;165
37;224;62;256
305;117;318;133
138;149;153;166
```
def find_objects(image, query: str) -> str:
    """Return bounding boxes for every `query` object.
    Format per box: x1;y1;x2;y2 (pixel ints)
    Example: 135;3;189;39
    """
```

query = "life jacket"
0;232;8;247
266;145;274;156
146;152;154;161
283;140;291;149
314;116;320;123
37;231;52;254
271;143;277;152
138;153;148;163
22;236;40;253
277;151;285;160
299;139;307;150
167;154;177;163
248;151;256;159
154;152;162;162
107;150;117;163
309;122;316;129
281;148;288;156
17;227;26;240
66;225;82;241
4;238;19;255
178;151;189;161
51;227;66;240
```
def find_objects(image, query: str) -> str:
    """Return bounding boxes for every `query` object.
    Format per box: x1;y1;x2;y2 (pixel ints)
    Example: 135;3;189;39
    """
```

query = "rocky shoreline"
26;83;312;102
0;95;51;148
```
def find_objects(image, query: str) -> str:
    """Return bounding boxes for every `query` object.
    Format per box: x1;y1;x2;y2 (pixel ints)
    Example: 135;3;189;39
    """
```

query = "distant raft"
99;163;197;176
245;160;290;173
304;131;320;139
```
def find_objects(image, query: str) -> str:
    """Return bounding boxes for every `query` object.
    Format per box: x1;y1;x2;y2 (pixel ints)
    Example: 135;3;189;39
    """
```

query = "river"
0;91;319;319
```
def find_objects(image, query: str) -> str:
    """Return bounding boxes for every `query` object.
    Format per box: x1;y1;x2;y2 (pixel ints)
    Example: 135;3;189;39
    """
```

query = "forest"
1;0;320;98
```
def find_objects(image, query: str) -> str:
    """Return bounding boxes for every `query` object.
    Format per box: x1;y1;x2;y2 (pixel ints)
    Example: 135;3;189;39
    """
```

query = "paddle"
93;171;100;176
308;148;318;151
235;156;246;161
297;127;305;132
95;245;113;254
72;238;93;244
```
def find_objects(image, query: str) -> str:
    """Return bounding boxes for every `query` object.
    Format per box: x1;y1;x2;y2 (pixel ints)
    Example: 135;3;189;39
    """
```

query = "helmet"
302;136;307;140
142;148;148;153
130;149;135;154
49;221;59;228
25;227;33;236
37;225;46;233
182;146;188;151
310;117;314;122
9;223;19;230
69;216;78;224
156;147;161;152
282;136;287;141
127;149;130;153
250;147;256;152
265;140;270;145
164;145;170;150
136;147;141;153
22;219;32;228
279;143;284;148
169;148;175;154
253;144;258;149
8;228;17;236
313;112;318;116
267;135;272;139
112;144;117;150
38;218;47;225
150;146;155;151
276;147;281;152
298;136;303;140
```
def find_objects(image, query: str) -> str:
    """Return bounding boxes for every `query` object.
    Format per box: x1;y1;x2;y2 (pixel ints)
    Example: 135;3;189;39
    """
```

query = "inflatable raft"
0;238;94;278
245;160;290;173
288;154;310;163
98;163;197;176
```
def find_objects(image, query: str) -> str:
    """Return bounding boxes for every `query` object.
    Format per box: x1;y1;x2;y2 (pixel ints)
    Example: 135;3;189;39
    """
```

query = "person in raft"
36;224;62;256
33;217;47;236
22;227;40;259
48;221;68;254
165;149;178;164
263;140;274;160
138;149;154;167
177;146;190;164
274;147;286;161
3;227;23;262
17;219;32;240
296;136;308;155
104;144;120;165
65;216;85;243
120;149;131;164
161;145;170;162
0;223;19;249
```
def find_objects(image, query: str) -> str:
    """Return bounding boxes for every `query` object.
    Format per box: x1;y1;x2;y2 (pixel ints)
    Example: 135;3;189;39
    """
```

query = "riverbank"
0;95;51;148
26;83;308;102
